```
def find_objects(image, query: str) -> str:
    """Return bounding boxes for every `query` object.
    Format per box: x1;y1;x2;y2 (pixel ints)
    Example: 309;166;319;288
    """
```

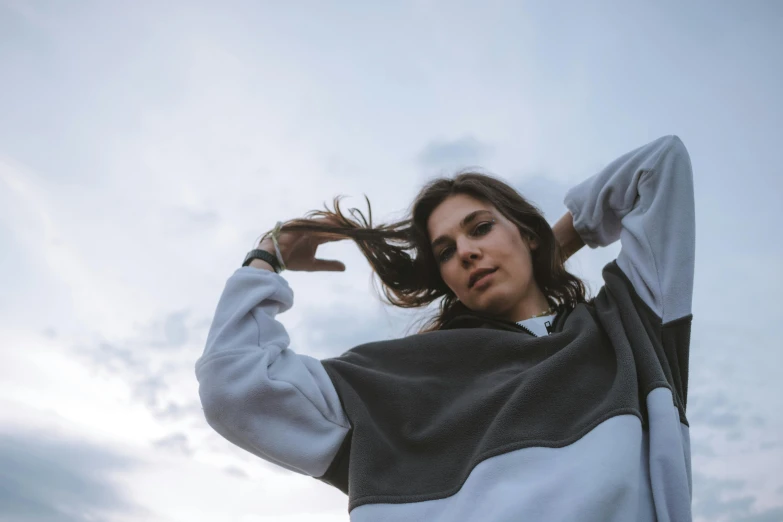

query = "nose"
457;238;482;266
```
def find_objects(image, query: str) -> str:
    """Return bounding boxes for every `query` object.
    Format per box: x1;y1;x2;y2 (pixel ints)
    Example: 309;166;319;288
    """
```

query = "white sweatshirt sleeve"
195;267;350;477
564;135;696;323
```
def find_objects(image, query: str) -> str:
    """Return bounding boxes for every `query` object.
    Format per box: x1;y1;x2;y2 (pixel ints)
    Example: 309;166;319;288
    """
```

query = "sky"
0;1;781;521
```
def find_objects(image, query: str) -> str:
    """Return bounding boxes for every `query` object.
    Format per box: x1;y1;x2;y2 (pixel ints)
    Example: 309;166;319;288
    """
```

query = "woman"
196;135;696;521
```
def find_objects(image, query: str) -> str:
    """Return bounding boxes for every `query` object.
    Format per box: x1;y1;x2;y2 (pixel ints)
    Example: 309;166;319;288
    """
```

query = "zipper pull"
545;320;554;335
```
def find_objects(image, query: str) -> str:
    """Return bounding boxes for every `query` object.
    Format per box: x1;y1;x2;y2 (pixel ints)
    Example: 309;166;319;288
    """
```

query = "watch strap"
243;249;282;272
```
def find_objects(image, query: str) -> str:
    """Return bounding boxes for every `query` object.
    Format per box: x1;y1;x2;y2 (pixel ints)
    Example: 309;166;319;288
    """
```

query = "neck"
507;286;552;322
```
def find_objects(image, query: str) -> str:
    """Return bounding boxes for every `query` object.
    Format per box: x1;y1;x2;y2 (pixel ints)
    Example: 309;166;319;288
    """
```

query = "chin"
466;286;516;317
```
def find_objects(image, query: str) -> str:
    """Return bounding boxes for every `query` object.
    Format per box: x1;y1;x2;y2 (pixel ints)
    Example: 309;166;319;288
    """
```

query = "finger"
308;231;346;246
308;258;346;272
308;216;345;230
314;215;352;231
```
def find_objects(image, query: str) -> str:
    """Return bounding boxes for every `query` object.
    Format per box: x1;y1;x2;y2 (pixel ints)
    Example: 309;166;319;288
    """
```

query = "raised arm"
562;135;695;323
195;266;350;476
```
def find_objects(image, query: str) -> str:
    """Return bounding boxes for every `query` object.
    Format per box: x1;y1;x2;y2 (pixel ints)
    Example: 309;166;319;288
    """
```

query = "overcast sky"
1;1;781;521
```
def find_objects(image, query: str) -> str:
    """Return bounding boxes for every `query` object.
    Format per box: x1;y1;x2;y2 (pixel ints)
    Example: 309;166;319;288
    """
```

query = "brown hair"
280;171;587;332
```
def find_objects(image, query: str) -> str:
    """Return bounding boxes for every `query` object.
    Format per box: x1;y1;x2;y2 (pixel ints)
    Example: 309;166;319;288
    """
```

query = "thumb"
309;258;346;272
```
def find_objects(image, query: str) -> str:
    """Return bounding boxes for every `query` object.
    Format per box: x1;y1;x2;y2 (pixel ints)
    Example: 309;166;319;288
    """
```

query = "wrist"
249;258;276;271
243;246;281;272
258;237;275;251
259;237;287;270
553;212;584;260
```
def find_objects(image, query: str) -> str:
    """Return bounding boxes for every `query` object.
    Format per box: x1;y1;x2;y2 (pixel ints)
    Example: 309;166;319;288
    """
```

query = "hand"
258;217;346;272
552;212;585;261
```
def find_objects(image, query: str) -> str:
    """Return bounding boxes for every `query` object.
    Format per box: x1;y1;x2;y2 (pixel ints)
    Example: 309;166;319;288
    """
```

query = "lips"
469;268;497;288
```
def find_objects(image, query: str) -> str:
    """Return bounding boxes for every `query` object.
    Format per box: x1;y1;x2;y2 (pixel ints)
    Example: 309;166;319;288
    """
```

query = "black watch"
242;249;282;272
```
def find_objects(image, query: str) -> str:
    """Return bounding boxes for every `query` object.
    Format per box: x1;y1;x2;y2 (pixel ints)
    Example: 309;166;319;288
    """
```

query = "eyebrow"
431;209;494;251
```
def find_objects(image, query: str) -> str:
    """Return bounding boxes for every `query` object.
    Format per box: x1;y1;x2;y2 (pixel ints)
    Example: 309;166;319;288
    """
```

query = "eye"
437;221;494;263
438;246;455;263
473;221;494;236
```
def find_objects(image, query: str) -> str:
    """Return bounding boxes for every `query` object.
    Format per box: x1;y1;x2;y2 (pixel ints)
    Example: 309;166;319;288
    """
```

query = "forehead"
427;193;495;238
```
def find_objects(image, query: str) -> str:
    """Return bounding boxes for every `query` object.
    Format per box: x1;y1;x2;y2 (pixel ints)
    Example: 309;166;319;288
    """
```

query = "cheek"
501;243;534;278
440;264;460;291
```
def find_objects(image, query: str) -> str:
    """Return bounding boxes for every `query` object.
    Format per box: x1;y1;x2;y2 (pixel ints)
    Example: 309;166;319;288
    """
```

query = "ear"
528;236;539;251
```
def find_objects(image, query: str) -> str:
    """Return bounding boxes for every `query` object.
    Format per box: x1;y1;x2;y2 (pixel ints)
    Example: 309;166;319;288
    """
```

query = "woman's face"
427;193;540;321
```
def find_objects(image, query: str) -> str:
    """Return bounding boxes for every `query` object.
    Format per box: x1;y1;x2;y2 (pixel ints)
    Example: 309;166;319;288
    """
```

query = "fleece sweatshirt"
196;135;696;521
